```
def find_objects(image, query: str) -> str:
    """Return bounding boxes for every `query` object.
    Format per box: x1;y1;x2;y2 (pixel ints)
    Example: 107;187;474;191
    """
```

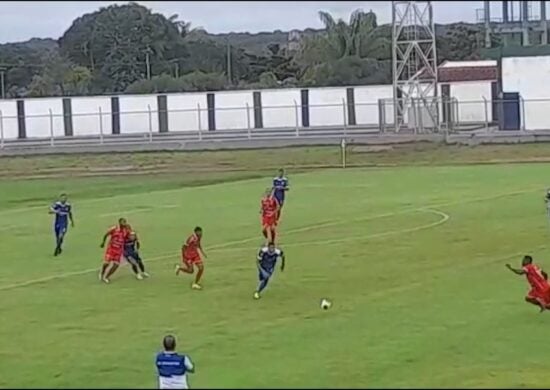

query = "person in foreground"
99;218;130;283
254;241;285;300
506;255;550;312
48;193;74;256
176;227;207;290
124;231;149;280
156;335;195;389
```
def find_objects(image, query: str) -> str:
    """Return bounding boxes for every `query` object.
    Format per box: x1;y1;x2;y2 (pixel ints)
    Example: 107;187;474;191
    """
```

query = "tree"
125;71;226;94
59;2;187;92
63;66;92;95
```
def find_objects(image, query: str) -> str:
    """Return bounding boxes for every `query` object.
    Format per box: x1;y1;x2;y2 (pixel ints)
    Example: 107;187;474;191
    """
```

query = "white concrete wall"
119;95;159;134
450;81;493;123
0;100;18;140
503;56;550;130
215;91;253;130
166;93;208;132
25;98;64;138
354;85;393;126
72;96;111;136
308;87;347;127
261;89;301;129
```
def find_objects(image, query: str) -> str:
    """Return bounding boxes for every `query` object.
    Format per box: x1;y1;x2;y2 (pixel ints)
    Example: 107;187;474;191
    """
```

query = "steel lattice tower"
392;1;438;132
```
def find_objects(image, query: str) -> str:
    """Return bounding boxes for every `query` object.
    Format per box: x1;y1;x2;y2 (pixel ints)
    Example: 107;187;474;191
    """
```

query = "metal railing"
1;97;550;149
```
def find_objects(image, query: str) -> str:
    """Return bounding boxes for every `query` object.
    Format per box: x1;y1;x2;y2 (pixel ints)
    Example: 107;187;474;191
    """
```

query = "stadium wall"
0;82;494;140
502;56;550;130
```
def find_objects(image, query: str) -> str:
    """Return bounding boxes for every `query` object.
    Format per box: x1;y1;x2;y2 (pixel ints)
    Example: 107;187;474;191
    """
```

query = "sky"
0;1;492;44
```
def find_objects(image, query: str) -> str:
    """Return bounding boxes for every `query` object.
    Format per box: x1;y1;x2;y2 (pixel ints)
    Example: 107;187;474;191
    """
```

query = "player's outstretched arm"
69;210;75;227
100;232;109;248
506;264;525;275
280;255;286;271
543;270;548;280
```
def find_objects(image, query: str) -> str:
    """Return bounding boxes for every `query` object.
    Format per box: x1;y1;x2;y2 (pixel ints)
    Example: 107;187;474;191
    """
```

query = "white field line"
98;204;179;218
0;187;541;292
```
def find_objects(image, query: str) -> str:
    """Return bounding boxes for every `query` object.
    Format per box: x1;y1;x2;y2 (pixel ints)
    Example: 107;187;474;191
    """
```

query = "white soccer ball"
320;298;332;310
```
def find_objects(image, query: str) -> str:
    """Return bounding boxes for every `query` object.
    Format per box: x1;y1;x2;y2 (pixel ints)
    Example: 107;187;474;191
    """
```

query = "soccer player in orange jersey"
176;227;207;290
260;188;280;244
99;218;131;284
506;255;550;312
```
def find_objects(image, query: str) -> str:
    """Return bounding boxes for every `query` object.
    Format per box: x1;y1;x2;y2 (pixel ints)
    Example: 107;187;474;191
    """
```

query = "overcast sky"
0;1;492;44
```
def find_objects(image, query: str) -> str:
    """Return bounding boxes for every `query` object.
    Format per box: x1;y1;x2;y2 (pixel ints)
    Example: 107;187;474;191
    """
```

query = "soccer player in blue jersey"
48;193;74;256
272;168;289;221
124;231;150;280
156;335;195;389
254;241;285;299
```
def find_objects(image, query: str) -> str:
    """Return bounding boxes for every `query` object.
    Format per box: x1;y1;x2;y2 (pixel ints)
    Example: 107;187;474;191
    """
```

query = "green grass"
3;145;550;387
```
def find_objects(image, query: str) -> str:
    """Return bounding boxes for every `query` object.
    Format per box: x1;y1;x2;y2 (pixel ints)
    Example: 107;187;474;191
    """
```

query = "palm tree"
317;9;386;59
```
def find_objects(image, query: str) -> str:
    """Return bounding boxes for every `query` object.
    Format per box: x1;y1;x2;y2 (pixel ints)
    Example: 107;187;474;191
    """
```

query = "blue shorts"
258;266;274;281
54;224;67;237
124;251;142;263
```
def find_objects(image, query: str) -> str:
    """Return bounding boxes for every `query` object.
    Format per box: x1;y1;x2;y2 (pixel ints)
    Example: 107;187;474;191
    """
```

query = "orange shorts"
104;249;123;263
183;254;202;266
262;217;277;229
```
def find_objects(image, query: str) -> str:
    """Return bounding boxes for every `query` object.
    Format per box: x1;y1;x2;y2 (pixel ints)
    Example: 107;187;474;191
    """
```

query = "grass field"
3;144;550;388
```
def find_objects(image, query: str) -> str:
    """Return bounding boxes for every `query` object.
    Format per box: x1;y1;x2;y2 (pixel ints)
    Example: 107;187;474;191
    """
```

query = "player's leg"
100;259;110;280
105;261;120;281
135;254;149;277
126;255;143;280
176;258;194;275
254;267;272;299
54;225;65;256
525;295;546;312
192;262;204;289
270;226;277;243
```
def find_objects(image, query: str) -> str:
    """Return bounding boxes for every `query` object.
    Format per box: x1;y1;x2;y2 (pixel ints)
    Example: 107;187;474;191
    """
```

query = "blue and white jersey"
272;176;289;204
257;246;284;271
156;351;194;389
51;201;72;227
124;237;139;257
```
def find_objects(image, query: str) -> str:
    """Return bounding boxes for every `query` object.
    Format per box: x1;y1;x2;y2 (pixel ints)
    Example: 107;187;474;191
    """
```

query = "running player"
272;168;289;221
254;241;285;300
176;227;206;290
48;193;74;256
99;218;130;284
124;231;149;280
506;255;550;312
261;188;280;243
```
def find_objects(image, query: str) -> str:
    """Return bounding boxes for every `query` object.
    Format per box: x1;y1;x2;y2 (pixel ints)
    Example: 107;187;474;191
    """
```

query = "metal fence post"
197;103;203;141
49;109;55;146
483;97;489;131
519;95;526;131
147;104;153;142
293;99;299;137
0;109;4;149
98;106;104;144
246;102;252;139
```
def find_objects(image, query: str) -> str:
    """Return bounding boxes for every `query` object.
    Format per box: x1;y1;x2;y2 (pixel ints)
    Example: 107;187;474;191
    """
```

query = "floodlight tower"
392;1;438;132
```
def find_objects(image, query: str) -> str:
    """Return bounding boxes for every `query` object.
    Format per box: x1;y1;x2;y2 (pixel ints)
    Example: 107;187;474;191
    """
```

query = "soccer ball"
320;298;332;310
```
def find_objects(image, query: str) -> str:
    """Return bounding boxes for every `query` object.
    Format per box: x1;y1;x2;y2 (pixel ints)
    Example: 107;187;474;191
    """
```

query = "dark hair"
163;335;176;351
268;242;275;246
194;226;202;232
524;255;533;262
